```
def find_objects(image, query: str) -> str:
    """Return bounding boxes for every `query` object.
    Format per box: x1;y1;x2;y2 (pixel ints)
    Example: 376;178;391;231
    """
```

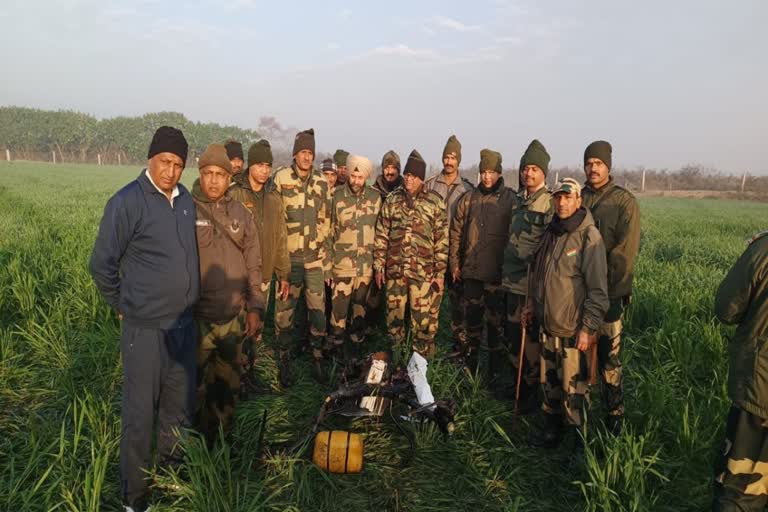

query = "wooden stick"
512;264;531;432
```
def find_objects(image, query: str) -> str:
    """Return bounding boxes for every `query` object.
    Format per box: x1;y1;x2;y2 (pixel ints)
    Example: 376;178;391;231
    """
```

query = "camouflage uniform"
581;177;641;420
425;171;474;345
272;164;332;358
501;186;553;394
713;232;768;510
329;183;381;350
374;185;448;356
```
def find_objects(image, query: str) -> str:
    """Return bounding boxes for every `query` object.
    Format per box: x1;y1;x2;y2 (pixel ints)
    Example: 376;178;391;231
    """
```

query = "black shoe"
605;415;624;436
528;414;562;448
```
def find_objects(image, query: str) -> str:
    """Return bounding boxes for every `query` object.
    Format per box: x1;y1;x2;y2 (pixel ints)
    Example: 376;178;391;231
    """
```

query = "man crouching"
528;178;608;453
192;144;264;443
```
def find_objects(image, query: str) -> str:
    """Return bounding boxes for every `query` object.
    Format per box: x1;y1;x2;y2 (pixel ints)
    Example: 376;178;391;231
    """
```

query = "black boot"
277;350;294;389
514;380;540;416
529;413;563;448
311;349;329;385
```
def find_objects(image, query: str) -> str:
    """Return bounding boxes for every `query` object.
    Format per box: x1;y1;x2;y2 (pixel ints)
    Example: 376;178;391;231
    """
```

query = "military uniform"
191;180;264;439
272;164;332;359
581;176;641;421
449;174;515;371
713;231;768;511
329;183;381;351
531;205;608;432
374;185;448;356
501;185;553;396
425;171;474;345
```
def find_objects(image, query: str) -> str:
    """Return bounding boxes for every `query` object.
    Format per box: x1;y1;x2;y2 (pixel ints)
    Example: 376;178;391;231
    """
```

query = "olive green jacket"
229;178;290;284
715;232;768;419
581;177;641;299
501;186;553;295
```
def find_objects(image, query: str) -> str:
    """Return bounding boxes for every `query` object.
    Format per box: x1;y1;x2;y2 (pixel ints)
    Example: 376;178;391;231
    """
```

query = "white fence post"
52;151;56;164
98;153;102;166
554;171;559;186
117;153;121;166
641;169;646;193
741;172;747;193
5;149;10;162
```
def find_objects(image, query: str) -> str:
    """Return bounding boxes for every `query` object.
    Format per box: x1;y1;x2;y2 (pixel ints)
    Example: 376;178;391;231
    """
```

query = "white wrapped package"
407;351;436;410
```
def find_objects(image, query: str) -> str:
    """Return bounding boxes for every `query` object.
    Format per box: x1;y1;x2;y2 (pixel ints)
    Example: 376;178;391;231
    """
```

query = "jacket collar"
584;175;615;196
138;169;185;202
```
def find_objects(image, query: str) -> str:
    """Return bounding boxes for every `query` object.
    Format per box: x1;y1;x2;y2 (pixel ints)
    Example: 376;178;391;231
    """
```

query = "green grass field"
1;161;765;511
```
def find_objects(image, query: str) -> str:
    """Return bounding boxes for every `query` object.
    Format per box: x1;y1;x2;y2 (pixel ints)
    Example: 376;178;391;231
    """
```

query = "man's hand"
245;311;262;337
432;277;445;294
576;329;595;352
451;267;461;282
520;303;533;329
376;271;385;288
279;280;290;301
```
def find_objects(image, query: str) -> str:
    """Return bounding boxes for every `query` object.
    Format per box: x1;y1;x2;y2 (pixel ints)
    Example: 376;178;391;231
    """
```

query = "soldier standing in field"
334;149;350;186
328;154;381;363
225;139;245;180
374;149;448;360
229;139;291;388
366;150;404;332
90;126;198;512
449;149;515;375
425;135;474;349
712;230;768;511
190;144;264;442
527;178;608;452
581;140;641;434
272;128;332;383
500;140;554;406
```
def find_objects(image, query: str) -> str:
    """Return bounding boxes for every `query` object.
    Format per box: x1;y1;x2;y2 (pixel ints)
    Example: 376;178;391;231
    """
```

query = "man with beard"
329;155;381;363
425;135;474;351
500;140;554;407
528;178;608;453
225;139;245;181
367;150;404;331
449;149;515;375
272;128;332;383
334;149;350;186
191;144;263;442
229;139;291;388
581;140;641;434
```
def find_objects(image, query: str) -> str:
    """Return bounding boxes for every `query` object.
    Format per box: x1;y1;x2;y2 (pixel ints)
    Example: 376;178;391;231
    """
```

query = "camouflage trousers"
244;280;271;359
462;279;504;360
714;405;768;511
597;318;624;417
505;293;541;388
387;277;438;357
330;276;372;346
540;332;591;427
196;314;246;439
274;263;326;355
429;272;462;346
365;282;386;331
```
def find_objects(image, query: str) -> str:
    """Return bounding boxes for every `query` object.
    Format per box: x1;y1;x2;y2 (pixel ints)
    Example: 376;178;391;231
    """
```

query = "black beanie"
292;128;316;156
403;149;427;181
247;139;273;167
584;140;612;170
147;126;188;166
225;140;244;161
519;139;550;176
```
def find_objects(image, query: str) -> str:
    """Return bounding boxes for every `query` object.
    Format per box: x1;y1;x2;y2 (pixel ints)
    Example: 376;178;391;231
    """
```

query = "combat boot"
528;412;563;448
311;349;329;385
277;350;294;389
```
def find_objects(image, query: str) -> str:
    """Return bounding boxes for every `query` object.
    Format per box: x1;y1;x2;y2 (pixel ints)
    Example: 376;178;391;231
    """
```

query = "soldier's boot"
605;414;624;436
513;380;539;416
276;350;294;389
311;349;329;385
568;427;586;469
529;412;563;448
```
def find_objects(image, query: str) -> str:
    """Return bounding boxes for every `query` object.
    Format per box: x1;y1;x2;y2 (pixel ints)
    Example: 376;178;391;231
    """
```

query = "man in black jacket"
90;126;199;512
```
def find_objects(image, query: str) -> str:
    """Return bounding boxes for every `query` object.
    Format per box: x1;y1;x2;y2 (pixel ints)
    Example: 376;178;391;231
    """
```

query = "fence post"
554;171;559;186
52;151;56;164
641;169;646;193
98;153;102;166
117;153;121;166
741;172;747;193
5;149;9;162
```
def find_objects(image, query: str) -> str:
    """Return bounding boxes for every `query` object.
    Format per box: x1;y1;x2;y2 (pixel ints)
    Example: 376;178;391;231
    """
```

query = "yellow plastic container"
312;431;363;474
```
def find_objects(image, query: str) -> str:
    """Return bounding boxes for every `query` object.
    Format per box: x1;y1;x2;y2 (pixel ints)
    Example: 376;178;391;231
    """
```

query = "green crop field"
1;161;765;511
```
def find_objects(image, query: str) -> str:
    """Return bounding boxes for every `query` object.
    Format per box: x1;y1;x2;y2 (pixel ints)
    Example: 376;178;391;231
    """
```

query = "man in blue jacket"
90;126;200;512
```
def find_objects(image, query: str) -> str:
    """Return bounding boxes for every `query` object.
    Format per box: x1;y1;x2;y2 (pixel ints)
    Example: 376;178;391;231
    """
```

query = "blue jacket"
90;170;200;329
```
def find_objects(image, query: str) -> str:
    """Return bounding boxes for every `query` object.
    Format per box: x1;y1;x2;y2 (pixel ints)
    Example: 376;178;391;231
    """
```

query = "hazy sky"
1;0;766;173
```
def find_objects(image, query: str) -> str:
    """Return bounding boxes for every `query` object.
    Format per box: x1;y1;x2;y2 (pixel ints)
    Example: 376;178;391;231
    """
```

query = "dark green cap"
584;140;612;170
519;139;550;176
247;139;273;167
443;134;462;165
479;149;503;173
404;149;427;181
333;149;349;168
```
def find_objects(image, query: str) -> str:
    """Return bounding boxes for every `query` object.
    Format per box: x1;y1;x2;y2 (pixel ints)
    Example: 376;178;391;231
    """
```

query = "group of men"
91;125;648;511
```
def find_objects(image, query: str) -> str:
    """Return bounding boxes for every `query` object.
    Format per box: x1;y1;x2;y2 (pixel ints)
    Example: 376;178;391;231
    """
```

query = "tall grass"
1;162;763;511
